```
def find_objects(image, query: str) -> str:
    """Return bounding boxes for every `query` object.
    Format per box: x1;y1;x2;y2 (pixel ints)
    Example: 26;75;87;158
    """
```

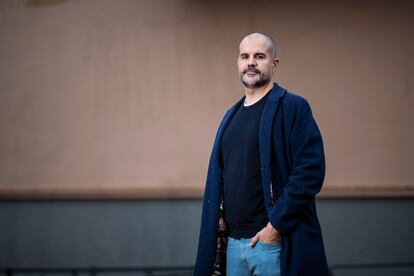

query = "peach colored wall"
0;0;413;198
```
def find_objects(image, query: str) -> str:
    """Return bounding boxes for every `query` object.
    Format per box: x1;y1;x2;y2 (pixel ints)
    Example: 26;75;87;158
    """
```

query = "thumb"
249;234;259;247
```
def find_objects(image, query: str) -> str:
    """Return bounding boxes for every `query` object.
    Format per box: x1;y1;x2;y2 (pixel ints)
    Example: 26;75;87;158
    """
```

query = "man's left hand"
249;222;281;247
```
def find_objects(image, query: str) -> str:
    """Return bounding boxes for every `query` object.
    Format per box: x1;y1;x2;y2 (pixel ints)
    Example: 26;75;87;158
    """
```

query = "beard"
240;67;271;89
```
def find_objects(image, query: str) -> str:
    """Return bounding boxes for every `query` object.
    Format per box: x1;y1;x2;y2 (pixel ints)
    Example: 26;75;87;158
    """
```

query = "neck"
244;81;274;106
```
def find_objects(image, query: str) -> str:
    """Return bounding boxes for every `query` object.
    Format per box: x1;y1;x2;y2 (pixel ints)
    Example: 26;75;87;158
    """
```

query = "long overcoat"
193;84;329;276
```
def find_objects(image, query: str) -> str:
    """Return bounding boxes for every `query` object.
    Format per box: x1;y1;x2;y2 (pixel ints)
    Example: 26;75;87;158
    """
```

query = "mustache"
243;66;261;74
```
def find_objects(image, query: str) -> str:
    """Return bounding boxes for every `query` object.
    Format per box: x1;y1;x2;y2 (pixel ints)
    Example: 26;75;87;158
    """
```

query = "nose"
247;56;257;66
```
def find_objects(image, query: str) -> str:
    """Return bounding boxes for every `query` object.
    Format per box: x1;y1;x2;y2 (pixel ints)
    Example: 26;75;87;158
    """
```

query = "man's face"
237;37;278;89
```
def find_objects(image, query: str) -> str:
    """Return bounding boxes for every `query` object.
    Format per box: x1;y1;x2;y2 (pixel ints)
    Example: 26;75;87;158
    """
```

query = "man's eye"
257;55;265;59
241;55;248;59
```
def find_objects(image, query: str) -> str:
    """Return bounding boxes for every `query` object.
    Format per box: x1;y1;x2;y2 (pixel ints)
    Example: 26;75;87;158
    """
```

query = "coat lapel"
209;97;244;170
259;84;286;208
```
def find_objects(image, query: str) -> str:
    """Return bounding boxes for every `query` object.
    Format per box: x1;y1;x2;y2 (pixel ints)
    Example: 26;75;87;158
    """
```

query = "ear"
272;58;279;72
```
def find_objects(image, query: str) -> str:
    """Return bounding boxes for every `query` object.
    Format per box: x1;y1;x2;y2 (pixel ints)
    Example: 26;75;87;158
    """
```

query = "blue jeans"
226;237;281;276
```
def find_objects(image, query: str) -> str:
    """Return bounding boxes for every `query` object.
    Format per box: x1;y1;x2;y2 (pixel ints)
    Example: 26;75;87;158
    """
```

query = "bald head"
239;32;276;59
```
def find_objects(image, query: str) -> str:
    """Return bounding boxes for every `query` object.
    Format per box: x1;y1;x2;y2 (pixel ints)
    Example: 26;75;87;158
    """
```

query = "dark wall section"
0;199;414;275
318;199;414;276
0;200;200;268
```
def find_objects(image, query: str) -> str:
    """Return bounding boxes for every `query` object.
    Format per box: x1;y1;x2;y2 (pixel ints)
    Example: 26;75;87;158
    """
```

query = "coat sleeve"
268;98;325;235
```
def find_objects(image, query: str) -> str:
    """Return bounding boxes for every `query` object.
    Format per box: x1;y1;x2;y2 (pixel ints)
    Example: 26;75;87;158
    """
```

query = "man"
194;33;329;276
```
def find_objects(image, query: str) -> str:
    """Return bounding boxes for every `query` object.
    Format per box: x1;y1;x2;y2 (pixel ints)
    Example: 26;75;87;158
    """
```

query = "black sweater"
220;93;269;239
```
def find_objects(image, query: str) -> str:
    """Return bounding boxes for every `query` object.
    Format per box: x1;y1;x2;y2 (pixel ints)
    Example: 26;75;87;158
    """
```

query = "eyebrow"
239;51;268;56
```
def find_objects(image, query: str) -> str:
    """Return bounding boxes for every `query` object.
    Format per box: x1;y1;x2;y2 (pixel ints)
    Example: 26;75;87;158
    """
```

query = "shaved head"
239;32;276;59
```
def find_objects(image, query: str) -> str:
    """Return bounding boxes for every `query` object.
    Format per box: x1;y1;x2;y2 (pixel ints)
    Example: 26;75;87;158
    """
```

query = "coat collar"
267;83;287;101
209;83;286;170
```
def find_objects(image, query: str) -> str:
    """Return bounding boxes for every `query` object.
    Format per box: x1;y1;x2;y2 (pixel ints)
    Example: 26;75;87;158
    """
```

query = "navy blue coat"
194;84;329;276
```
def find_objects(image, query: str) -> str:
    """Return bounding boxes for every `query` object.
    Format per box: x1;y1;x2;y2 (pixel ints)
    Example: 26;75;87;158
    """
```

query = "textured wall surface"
0;0;413;197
